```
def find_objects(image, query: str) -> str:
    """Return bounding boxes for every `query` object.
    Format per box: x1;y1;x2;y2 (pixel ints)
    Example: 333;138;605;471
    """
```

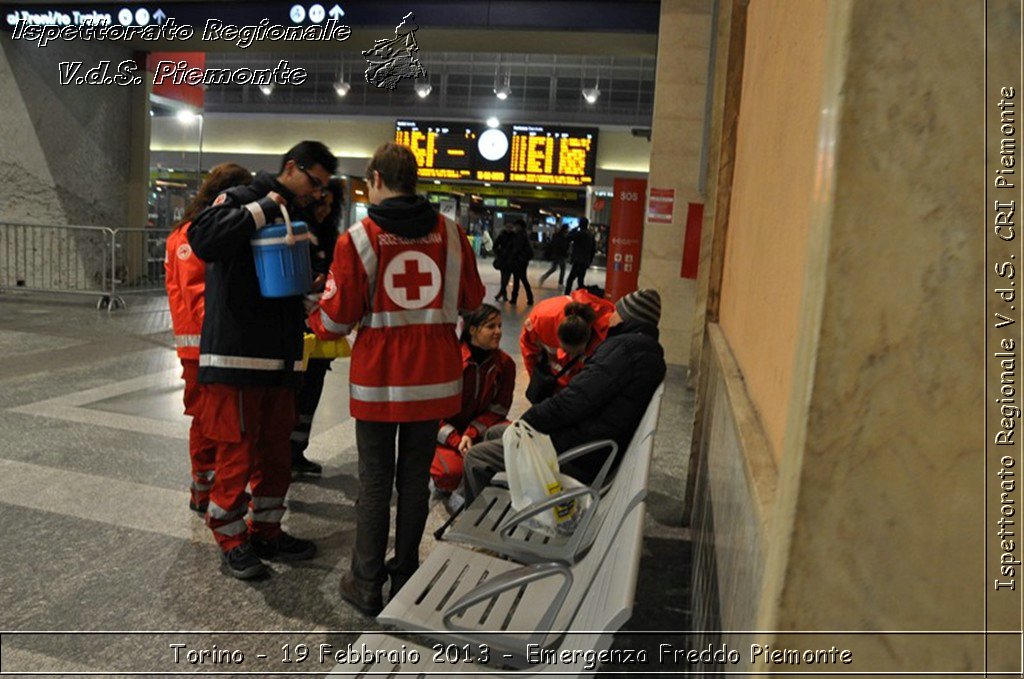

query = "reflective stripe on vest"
349;222;378;297
437;423;457;445
175;334;201;348
361;308;448;329
351;378;462;403
200;354;304;372
488;404;510;417
441;216;461;323
319;309;353;335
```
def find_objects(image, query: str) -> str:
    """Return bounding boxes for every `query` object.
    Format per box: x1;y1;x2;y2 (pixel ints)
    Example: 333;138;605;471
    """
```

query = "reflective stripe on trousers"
175;334;201;348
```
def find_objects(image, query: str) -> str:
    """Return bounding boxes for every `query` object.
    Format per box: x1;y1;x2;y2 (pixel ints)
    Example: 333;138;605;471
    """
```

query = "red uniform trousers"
180;359;218;507
200;383;296;552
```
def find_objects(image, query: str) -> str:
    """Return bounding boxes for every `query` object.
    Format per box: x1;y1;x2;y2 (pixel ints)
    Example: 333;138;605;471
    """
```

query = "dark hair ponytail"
557;302;596;347
175;163;252;231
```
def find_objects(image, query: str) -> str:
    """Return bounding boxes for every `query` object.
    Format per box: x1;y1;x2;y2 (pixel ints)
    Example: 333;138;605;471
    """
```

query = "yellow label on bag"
546;480;576;523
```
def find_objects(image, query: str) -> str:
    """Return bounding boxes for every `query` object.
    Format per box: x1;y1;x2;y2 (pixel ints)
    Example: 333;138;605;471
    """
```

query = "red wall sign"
605;177;648;302
147;52;206;109
647;187;676;224
681;202;704;279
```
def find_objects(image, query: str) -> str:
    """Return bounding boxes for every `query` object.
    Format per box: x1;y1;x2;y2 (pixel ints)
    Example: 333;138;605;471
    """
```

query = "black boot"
291;450;323;475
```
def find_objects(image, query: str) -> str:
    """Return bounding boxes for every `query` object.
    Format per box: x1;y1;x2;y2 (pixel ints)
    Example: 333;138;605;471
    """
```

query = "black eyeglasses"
298;165;325;193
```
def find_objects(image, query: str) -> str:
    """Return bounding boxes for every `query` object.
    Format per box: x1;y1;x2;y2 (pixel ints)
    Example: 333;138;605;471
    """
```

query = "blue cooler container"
251;220;312;298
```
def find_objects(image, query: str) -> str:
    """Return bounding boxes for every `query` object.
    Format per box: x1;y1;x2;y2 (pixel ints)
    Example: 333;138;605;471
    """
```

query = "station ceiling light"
334;79;351;97
414;79;432;98
494;83;511;100
259;83;274;96
486;117;500;128
582;84;601;104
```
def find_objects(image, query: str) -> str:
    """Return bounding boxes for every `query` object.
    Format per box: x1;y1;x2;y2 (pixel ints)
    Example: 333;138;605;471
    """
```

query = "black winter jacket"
521;319;666;484
187;171;306;388
509;229;534;269
569;229;596;265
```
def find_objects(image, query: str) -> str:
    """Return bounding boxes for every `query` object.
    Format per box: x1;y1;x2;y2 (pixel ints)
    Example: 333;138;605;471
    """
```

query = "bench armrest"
497;486;599;539
557;439;619;491
443;561;573;642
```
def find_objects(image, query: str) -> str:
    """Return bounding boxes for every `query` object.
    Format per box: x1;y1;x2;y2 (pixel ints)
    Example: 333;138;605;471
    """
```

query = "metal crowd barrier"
0;222;173;311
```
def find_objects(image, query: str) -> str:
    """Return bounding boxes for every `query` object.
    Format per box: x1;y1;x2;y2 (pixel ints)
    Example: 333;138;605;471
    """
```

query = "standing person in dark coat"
507;219;534;305
187;140;337;579
290;177;345;476
539;224;570;289
492;222;516;302
461;288;666;503
564;217;596;294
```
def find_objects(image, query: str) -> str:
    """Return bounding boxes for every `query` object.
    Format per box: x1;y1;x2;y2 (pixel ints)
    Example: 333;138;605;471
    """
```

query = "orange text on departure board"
558;137;591;176
395;129;438;168
511;135;554;174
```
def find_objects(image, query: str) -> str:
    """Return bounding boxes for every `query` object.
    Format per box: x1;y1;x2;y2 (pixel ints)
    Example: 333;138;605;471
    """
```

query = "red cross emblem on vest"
383;251;442;309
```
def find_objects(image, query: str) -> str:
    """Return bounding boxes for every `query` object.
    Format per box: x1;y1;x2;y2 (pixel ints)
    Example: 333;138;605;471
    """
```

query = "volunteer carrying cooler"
309;142;485;615
188;141;337;580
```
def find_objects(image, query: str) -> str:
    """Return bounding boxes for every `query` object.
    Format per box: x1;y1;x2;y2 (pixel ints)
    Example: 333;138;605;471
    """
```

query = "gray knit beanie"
616;289;661;327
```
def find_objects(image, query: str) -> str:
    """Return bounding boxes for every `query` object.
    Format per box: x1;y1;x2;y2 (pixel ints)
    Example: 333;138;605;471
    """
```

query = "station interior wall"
0;38;149;231
689;0;998;671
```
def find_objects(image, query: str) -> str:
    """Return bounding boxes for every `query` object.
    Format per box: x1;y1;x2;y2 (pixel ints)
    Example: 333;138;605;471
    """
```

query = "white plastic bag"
503;421;588;537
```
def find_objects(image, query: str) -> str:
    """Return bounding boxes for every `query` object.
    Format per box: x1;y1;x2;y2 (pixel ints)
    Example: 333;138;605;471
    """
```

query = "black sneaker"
339;573;384;616
251;532;317;561
220;544;269;580
291;452;323;476
189;499;208;515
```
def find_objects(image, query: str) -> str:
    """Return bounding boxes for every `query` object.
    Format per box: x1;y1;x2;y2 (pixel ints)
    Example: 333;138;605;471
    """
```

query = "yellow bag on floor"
301;333;351;370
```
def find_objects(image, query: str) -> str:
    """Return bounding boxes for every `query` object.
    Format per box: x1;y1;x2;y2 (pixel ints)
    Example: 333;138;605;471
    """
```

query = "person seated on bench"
462;289;666;504
430;303;516;513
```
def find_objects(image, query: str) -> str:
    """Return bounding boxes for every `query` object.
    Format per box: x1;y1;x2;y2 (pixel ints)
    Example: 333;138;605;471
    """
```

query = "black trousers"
290;358;331;456
497;269;511;299
351;419;439;587
565;262;589;294
539;258;566;286
509;265;534;304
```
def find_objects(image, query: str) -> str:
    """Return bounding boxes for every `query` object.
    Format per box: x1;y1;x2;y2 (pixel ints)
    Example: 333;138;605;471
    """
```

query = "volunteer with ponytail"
519;287;615;401
165;163;252;515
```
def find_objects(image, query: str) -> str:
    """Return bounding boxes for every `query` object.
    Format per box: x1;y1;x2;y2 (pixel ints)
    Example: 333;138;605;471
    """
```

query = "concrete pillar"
639;0;714;365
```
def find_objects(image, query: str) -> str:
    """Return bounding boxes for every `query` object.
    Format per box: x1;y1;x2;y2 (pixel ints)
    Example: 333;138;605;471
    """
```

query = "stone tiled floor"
0;260;694;674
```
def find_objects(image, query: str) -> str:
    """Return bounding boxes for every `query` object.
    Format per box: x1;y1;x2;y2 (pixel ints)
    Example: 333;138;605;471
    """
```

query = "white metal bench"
443;383;666;565
329;499;647;676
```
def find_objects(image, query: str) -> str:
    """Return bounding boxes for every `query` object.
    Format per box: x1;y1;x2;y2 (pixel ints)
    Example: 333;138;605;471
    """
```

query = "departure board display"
395;120;598;187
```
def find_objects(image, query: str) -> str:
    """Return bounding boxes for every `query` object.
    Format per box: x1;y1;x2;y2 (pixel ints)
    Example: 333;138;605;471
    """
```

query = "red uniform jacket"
309;212;485;421
437;343;516;447
164;225;205;360
520;288;615;391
